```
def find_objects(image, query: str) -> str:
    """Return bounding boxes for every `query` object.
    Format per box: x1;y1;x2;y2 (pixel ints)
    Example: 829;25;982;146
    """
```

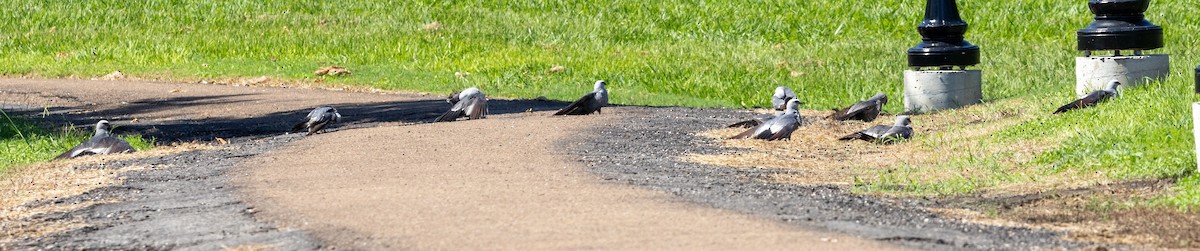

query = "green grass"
2;1;1198;207
0;111;154;174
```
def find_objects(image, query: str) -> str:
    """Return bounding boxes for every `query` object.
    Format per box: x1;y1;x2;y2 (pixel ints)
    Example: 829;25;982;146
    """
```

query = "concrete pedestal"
1194;102;1200;172
1075;55;1169;97
903;70;982;113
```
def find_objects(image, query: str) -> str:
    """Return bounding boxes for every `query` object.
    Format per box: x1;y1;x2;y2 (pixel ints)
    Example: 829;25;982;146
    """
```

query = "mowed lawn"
2;1;1199;207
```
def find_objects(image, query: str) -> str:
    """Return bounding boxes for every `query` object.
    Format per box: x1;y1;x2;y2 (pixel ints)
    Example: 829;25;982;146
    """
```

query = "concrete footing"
1194;102;1200;172
1075;55;1169;97
903;70;982;113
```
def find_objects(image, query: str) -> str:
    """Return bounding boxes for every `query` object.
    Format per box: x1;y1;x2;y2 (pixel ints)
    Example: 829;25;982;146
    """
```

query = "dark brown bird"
829;92;888;122
1054;80;1120;114
553;80;608;115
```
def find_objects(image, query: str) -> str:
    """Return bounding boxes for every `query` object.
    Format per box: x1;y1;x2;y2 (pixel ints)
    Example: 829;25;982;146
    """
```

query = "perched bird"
553;80;608;115
730;99;803;141
435;87;489;122
291;106;341;136
1054;80;1121;114
54;120;136;160
771;86;797;111
838;115;913;144
829;92;888;122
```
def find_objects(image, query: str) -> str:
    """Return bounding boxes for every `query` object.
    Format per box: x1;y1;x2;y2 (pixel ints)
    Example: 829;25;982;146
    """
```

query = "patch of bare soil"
937;180;1199;249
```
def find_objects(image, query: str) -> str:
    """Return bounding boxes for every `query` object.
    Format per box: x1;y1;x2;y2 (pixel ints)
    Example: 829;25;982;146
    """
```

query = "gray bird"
291;106;341;136
728;86;797;128
553;80;608;115
829;92;888;122
838;115;913;144
436;87;489;122
730;99;803;141
54;120;136;160
1054;80;1120;114
771;86;797;111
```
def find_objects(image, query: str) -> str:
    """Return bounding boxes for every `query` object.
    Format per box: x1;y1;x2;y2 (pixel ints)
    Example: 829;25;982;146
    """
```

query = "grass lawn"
1;1;1198;207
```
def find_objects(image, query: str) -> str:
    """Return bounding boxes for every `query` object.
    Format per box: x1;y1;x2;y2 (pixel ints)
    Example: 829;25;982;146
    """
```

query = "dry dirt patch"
688;99;1079;192
687;100;1190;248
0;144;211;243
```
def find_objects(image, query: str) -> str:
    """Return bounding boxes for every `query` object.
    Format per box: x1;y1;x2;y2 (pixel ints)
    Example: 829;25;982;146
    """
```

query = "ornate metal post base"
1075;0;1167;96
903;0;981;113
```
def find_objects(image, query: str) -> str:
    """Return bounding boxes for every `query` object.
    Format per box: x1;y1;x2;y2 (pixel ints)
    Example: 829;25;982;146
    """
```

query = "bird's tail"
1052;105;1073;114
52;151;73;160
837;132;864;141
435;110;463;122
728;128;756;140
726;120;759;128
290;121;308;132
825;109;840;119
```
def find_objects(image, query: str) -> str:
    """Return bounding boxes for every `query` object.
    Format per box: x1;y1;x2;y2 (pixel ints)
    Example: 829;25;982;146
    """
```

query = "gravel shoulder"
568;106;1098;250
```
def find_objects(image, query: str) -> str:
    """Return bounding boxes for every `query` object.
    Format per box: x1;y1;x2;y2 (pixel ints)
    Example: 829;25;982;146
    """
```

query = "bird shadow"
7;94;570;143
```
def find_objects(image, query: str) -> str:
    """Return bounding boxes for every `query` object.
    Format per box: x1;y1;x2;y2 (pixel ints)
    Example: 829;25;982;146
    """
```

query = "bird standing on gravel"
291;106;341;136
771;86;797;111
838;115;913;144
54;120;136;160
1054;80;1120;114
728;86;796;128
436;87;489;122
553;80;608;115
828;92;888;122
730;99;803;141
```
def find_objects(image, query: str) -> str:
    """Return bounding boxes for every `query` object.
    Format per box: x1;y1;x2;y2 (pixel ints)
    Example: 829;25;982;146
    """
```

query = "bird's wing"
768;118;799;141
89;136;136;154
727;120;761;128
436;97;476;122
861;125;890;138
838;125;889;141
832;101;873;120
1054;91;1105;114
730;121;773;139
859;104;882;122
553;92;597;115
53;143;90;160
467;96;487;120
307;121;330;135
877;126;914;144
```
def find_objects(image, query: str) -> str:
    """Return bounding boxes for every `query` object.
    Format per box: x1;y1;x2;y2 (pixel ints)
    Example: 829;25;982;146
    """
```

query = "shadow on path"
7;94;569;142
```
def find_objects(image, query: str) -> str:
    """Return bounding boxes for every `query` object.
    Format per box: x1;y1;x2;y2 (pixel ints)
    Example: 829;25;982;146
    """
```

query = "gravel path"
235;110;899;250
0;79;1095;250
